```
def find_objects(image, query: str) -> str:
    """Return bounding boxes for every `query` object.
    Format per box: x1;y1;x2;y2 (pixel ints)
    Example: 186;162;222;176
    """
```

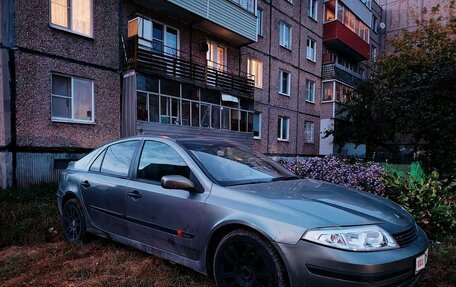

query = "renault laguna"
57;136;429;287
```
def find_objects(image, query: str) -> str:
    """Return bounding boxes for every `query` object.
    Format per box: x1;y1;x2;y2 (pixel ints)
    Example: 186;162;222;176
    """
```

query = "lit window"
279;70;291;96
308;0;318;20
304;121;314;143
322;81;334;101
306;80;315;103
279;22;292;49
257;9;263;36
50;0;92;37
51;74;94;123
248;58;263;88
306;38;316;62
277;117;290;141
253;113;261;139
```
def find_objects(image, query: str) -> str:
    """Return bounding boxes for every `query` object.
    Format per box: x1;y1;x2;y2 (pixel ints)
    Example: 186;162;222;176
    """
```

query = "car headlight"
302;225;399;251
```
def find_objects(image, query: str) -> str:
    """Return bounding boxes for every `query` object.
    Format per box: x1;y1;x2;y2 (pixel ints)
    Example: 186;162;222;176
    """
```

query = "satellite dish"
379;22;386;29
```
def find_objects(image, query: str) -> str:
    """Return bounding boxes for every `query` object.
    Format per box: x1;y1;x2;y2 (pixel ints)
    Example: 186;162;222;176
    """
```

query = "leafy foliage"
383;171;456;238
277;157;386;194
330;17;456;176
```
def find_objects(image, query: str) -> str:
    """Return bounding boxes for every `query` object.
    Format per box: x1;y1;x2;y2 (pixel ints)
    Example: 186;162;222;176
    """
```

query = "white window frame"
277;116;290;141
306;80;315;103
286;0;293;4
279;22;292;49
51;73;95;124
248;58;263;89
257;8;263;36
371;45;377;62
306;38;316;62
304;121;315;143
207;40;227;72
253;112;262;139
308;0;318;21
279;70;291;96
49;0;94;38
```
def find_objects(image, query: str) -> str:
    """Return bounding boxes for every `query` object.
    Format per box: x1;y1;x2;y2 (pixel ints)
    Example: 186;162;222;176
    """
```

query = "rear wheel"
213;229;287;287
62;198;87;243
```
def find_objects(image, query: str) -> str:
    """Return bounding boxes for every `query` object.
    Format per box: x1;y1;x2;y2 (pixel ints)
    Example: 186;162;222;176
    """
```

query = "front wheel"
213;229;288;287
62;198;87;243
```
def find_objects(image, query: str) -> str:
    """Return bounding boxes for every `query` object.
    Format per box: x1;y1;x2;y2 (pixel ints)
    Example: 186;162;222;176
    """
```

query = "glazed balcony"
126;35;254;99
322;62;363;87
323;20;370;61
130;0;257;45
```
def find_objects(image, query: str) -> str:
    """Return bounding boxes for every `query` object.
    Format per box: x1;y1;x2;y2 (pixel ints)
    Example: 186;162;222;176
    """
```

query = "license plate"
415;248;429;274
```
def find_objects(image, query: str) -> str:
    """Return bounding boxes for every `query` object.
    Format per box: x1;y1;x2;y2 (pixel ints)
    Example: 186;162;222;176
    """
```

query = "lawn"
0;184;455;286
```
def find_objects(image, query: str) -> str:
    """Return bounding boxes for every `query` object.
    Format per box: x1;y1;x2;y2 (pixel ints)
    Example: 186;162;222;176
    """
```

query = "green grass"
0;183;60;248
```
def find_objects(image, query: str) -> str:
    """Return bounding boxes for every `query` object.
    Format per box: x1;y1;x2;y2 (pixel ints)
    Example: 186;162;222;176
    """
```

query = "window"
322;81;334;101
304;121;314;143
279;70;291;96
100;141;138;177
306;80;315;103
359;67;365;78
253;112;261;139
230;0;256;13
277;117;290;141
371;45;377;62
137;141;190;182
248;58;263;88
89;149;105;172
308;0;318;20
207;41;226;72
279;22;292;49
136;18;179;56
287;0;293;3
306;38;316;62
257;9;263;36
51;74;94;123
372;15;378;33
50;0;92;37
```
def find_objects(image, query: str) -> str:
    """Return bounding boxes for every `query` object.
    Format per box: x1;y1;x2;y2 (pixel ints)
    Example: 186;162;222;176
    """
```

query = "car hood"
231;179;414;233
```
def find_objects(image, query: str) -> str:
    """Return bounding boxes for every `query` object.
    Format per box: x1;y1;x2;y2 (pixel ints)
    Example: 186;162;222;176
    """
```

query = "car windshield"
179;140;298;186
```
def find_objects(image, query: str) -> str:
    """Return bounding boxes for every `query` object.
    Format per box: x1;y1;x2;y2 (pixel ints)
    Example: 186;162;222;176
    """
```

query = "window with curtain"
306;80;315;103
279;22;292;49
304;121;315;143
308;0;318;20
307;38;316;61
51;74;94;123
248;58;263;88
50;0;92;37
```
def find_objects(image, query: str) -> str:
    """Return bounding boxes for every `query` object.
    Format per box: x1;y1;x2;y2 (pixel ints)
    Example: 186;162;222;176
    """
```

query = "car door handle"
127;190;142;199
81;180;90;188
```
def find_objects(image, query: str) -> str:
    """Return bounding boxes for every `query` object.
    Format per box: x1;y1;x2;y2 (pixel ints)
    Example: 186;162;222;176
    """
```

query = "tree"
330;17;456;176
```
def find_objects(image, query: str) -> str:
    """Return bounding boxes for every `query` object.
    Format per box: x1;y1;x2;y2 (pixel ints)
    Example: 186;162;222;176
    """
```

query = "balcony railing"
126;36;254;99
322;63;363;87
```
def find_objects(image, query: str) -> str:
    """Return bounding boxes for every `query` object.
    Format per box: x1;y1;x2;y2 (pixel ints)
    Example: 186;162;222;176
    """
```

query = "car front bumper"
277;226;429;287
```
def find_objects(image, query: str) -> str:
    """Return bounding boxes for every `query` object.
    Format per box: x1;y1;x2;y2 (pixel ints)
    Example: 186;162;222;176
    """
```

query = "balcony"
126;36;254;99
130;0;257;45
323;20;370;61
322;62;363;87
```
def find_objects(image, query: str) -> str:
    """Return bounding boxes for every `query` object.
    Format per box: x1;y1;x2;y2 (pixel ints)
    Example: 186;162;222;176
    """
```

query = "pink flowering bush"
277;157;386;195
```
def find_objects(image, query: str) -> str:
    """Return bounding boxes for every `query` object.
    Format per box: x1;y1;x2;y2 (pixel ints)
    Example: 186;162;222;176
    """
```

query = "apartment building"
0;0;122;188
319;0;385;156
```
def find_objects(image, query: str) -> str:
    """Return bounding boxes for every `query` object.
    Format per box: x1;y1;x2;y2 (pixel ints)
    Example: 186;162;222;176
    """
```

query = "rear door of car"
80;140;140;238
125;140;209;260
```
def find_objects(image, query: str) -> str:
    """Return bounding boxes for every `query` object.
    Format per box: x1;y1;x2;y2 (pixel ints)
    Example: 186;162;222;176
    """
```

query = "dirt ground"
0;239;214;287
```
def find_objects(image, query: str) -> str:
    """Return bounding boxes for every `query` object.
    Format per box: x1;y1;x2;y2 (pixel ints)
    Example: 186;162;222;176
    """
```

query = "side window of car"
137;141;190;182
89;149;106;172
100;141;138;177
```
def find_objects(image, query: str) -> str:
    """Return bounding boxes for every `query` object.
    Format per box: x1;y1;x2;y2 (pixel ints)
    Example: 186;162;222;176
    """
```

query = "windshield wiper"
271;176;301;182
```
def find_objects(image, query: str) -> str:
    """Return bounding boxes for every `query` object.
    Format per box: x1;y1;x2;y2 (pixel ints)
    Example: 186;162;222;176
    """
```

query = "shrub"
277;157;386;194
383;171;456;238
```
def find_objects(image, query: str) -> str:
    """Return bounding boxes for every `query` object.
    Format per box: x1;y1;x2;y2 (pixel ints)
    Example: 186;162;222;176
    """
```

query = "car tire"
213;229;288;287
62;198;88;244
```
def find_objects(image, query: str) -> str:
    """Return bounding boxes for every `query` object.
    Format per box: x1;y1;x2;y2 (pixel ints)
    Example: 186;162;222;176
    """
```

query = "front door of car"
126;140;209;260
80;140;139;238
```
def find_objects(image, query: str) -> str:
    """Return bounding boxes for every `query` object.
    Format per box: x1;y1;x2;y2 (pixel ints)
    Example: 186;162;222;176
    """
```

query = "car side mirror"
161;175;196;192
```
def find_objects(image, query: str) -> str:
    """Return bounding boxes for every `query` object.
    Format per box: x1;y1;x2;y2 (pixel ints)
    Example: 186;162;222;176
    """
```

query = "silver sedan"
57;136;429;287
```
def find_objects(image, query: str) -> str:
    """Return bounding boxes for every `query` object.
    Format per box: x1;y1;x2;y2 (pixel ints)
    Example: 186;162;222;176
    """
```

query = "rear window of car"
99;141;138;177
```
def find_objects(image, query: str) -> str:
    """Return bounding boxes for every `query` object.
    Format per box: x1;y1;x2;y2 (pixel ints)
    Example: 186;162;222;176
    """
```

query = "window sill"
254;136;261;140
254;86;263;90
277;139;289;142
308;16;318;23
50;24;94;40
305;100;315;104
279;44;292;51
307;58;317;63
279;92;291;97
52;118;95;125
